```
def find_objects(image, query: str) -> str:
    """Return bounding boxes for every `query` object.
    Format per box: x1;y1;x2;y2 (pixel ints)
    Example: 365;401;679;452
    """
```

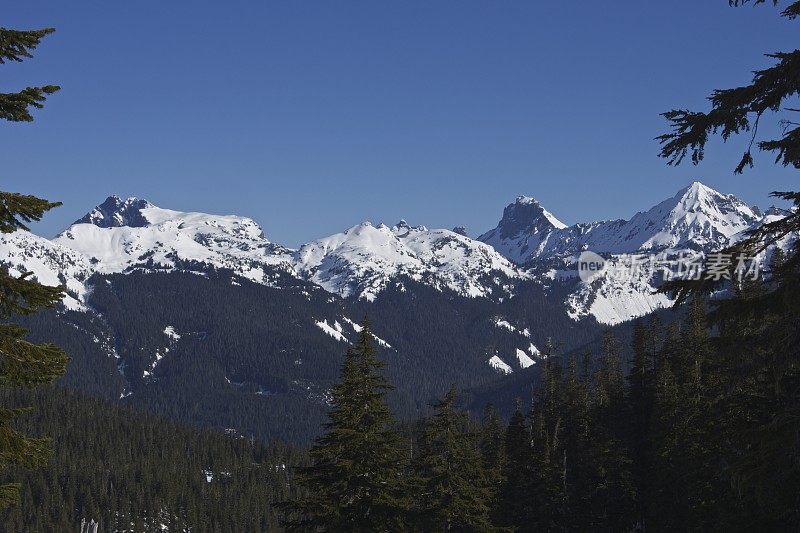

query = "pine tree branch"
0;28;55;64
0;86;61;122
729;0;800;19
658;49;800;171
0;269;64;319
0;192;62;233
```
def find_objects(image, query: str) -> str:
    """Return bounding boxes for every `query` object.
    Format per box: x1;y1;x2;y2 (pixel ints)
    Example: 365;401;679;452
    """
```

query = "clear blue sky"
5;1;797;246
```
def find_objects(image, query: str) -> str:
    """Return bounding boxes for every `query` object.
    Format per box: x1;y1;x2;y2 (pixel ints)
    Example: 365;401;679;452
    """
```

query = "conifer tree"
716;245;800;526
479;403;504;509
0;28;60;123
0;26;67;508
647;322;686;528
654;5;800;516
626;319;658;527
587;332;635;531
561;355;595;530
494;402;532;530
647;307;721;529
656;2;800;279
416;386;492;532
282;319;410;532
528;355;567;530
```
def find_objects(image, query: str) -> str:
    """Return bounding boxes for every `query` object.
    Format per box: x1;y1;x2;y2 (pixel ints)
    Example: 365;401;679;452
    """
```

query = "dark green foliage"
0;386;301;531
653;2;799;528
494;403;532;530
712;243;800;526
0;28;55;63
0;193;62;234
0;28;60;122
479;403;504;505
658;1;800;172
18;269;603;446
527;355;568;531
283;319;410;532
0;25;67;508
416;386;492;532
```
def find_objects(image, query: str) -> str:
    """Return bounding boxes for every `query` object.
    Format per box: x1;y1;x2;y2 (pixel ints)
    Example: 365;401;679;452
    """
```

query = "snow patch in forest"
163;326;181;340
516;348;535;369
315;320;349;343
489;355;513;374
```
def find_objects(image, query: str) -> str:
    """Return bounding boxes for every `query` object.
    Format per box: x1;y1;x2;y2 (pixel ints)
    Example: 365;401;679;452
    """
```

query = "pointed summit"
480;181;767;264
570;181;763;254
494;196;565;236
632;181;762;250
75;196;155;228
477;195;566;263
673;181;728;211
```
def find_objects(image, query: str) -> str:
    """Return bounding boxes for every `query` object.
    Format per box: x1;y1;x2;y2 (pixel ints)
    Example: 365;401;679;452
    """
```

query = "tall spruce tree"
416;386;492;532
656;4;800;520
561;354;595;531
588;332;635;531
479;403;504;510
626;318;659;528
0;26;68;508
494;402;533;530
528;355;567;531
282;318;409;532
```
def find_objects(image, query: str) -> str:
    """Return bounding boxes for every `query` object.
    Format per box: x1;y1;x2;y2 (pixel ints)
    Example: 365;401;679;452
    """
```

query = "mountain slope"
0;230;94;310
481;182;762;264
296;220;526;301
54;196;293;284
478;196;568;263
12;197;524;306
480;182;774;325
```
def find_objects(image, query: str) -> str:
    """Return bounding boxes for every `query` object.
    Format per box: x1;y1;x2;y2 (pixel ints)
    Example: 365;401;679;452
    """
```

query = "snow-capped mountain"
481;182;762;263
53;196;293;284
295;220;526;301
2;196;526;308
1;181;791;442
480;182;775;325
478;196;568;263
0;230;94;311
0;183;787;326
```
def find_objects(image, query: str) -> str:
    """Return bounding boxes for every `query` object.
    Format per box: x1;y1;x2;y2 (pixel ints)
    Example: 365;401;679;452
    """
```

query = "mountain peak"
592;181;762;253
514;195;540;205
484;195;566;239
684;180;712;195
76;196;155;228
674;181;722;206
476;195;567;263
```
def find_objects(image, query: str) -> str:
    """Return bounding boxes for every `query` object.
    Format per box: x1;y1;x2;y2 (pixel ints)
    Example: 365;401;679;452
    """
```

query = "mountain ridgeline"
0;182;792;446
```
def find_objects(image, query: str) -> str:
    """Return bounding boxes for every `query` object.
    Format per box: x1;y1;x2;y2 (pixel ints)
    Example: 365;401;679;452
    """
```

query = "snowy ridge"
481;182;783;325
479;196;568;264
482;182;762;264
2;197;526;309
295;220;526;301
55;197;293;284
0;230;95;310
1;184;789;328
